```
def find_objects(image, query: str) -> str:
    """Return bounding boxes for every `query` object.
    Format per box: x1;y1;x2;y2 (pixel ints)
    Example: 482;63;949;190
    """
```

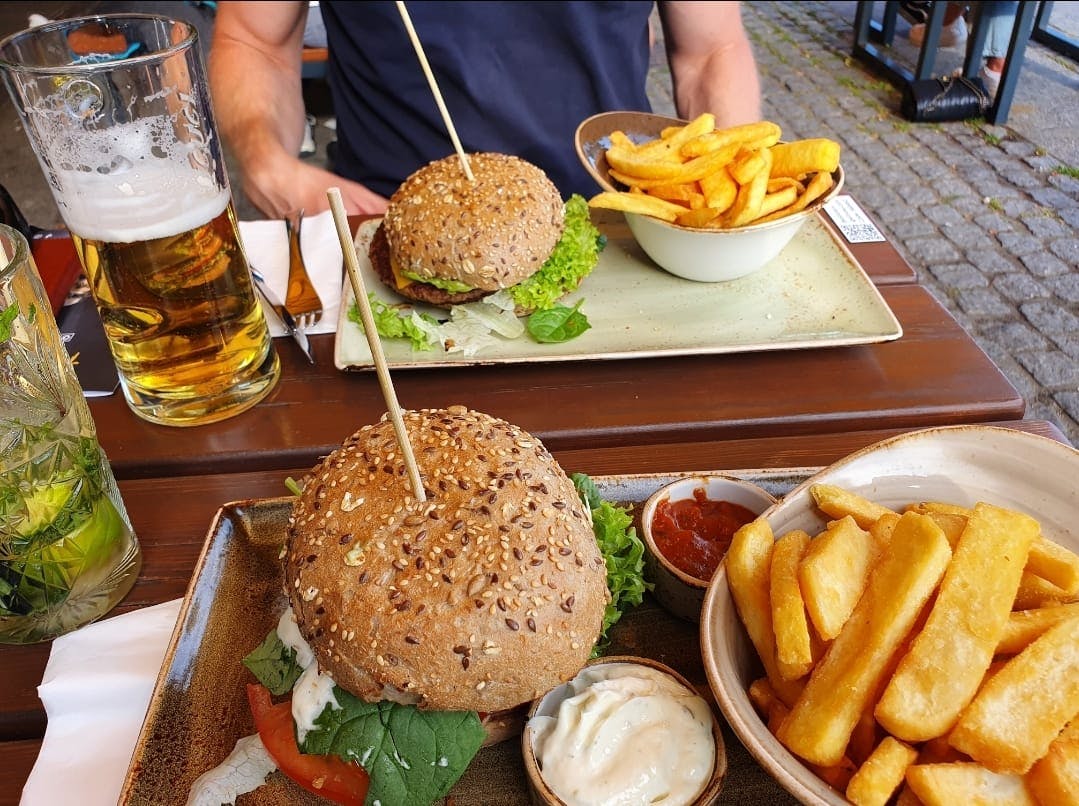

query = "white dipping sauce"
528;662;715;806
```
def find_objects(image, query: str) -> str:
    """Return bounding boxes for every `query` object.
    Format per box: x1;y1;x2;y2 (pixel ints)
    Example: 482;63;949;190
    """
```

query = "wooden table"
80;212;1023;480
1;419;1069;805
2;203;1045;802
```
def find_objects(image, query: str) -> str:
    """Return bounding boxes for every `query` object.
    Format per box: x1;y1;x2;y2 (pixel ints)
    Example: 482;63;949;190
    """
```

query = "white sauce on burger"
528;662;715;806
277;606;340;743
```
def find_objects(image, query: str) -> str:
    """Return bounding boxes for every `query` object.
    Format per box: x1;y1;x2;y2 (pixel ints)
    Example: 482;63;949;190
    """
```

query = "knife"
250;268;315;364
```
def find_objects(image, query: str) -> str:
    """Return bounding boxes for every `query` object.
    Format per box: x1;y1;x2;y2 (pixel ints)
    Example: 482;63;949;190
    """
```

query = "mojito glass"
0;224;140;643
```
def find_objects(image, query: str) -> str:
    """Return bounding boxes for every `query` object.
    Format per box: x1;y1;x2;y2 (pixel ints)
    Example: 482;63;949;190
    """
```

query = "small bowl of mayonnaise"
522;656;727;805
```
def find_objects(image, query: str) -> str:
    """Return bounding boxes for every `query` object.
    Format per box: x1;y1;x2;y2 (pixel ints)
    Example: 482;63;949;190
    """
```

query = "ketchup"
651;488;757;581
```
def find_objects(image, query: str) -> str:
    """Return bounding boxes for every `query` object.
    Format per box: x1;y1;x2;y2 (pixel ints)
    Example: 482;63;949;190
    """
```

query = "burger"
284;405;609;716
370;153;604;314
200;406;614;804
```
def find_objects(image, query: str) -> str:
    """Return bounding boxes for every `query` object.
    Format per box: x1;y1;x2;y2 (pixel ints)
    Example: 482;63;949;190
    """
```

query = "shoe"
909;16;967;49
980;65;1002;99
898;1;932;25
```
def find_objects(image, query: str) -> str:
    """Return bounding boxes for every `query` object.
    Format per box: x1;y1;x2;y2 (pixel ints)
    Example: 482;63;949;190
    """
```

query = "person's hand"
241;157;389;219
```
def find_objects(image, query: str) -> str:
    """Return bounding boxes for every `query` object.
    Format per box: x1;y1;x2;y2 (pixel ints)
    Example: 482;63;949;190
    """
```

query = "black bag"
901;75;992;122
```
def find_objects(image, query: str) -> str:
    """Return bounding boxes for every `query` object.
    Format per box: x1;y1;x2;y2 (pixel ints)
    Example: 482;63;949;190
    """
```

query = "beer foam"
59;164;229;243
51;118;229;242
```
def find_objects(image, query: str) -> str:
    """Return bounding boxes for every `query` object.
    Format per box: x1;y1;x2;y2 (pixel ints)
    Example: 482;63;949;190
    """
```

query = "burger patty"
369;222;493;308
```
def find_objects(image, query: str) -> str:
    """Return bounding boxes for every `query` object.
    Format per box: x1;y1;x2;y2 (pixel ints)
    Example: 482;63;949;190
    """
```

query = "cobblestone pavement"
650;2;1078;445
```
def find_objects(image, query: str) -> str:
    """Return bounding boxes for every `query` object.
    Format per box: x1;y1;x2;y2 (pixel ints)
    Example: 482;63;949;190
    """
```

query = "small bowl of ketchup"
641;475;777;622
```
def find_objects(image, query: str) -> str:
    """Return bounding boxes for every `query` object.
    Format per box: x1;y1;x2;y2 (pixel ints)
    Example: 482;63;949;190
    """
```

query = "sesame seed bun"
284;406;609;714
380;153;565;302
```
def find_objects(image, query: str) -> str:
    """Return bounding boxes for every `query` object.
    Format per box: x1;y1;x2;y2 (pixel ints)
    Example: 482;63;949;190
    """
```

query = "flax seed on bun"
375;153;565;307
284;406;609;714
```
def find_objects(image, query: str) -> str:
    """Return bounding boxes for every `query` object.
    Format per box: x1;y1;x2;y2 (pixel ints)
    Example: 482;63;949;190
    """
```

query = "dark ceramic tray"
120;471;809;805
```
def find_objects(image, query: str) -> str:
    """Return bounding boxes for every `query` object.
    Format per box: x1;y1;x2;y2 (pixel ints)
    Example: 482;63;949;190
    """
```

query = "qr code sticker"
824;196;886;244
843;224;882;242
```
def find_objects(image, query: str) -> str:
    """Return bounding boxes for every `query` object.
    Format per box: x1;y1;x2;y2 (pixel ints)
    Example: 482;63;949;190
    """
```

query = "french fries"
846;737;918;806
727;485;1079;803
590;114;840;230
776;512;952;767
949;615;1079;774
798;515;877;641
875;503;1039;742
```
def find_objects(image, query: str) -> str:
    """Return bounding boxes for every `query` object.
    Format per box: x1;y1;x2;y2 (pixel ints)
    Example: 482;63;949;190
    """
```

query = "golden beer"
71;192;280;426
2;13;280;425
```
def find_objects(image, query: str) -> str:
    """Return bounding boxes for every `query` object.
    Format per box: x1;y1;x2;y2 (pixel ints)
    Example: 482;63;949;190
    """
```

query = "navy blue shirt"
320;1;654;198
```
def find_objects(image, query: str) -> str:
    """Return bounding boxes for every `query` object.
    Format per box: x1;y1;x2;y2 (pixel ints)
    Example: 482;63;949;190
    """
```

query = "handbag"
901;75;992;122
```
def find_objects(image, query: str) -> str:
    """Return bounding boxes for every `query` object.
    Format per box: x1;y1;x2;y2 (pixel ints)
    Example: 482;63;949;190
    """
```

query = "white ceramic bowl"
574;109;844;283
624;173;841;283
522;655;727;805
699;425;1079;805
641;475;776;622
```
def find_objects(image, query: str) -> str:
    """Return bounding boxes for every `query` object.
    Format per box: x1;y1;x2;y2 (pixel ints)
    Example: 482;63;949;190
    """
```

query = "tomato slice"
246;683;369;805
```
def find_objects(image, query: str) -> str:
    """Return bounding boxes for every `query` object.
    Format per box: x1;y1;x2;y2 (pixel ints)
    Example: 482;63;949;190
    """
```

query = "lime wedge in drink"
1;439;125;616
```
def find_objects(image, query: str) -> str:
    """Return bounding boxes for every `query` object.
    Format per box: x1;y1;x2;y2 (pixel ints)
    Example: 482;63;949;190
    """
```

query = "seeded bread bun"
381;153;564;296
284;405;609;714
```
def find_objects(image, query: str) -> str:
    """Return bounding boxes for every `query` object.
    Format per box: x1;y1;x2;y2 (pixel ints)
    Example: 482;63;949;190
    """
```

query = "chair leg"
986;2;1039;125
912;2;949;80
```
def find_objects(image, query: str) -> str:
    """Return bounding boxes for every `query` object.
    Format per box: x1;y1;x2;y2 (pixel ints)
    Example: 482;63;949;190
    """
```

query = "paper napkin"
238;209;345;337
20;598;183;806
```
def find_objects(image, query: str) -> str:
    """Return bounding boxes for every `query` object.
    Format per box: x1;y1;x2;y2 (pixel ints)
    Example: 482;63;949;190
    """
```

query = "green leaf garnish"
349;293;440;350
242;629;304;696
302;687;485;806
526;299;590;343
572;472;651;656
509;194;605;313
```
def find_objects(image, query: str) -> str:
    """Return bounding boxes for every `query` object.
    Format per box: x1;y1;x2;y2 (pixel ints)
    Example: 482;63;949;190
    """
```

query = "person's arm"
209;1;388;218
657;1;762;127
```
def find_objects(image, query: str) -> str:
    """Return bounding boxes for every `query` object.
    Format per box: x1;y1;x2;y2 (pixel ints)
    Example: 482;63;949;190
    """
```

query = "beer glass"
0;14;280;426
0;224;141;643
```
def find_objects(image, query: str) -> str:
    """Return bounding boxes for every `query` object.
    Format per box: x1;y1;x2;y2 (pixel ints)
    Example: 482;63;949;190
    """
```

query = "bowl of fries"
699;425;1079;806
576;111;843;282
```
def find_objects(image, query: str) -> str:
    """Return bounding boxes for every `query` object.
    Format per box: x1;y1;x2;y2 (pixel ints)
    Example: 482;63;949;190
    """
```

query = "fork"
283;209;323;330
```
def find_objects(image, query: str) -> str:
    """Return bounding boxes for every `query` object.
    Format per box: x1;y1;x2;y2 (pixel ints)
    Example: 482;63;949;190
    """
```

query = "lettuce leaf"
302;687;485;806
401;270;474;294
572;472;651;656
509;195;605;314
349;293;440;350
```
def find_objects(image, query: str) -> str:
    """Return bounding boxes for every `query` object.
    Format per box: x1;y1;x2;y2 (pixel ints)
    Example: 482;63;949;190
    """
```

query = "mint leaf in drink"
243;628;304;696
0;302;18;342
526;299;590;343
301;686;484;806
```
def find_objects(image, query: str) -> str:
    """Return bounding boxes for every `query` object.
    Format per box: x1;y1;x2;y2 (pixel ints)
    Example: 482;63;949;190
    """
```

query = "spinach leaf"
242;629;304;696
526;299;590;343
302;687;485;806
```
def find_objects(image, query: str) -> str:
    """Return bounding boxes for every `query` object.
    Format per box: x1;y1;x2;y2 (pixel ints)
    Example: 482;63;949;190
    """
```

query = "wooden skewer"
326;188;427;503
395;0;473;182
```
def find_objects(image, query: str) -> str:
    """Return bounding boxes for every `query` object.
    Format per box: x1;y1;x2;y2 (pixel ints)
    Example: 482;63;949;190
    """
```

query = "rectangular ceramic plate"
120;470;812;806
333;212;902;370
